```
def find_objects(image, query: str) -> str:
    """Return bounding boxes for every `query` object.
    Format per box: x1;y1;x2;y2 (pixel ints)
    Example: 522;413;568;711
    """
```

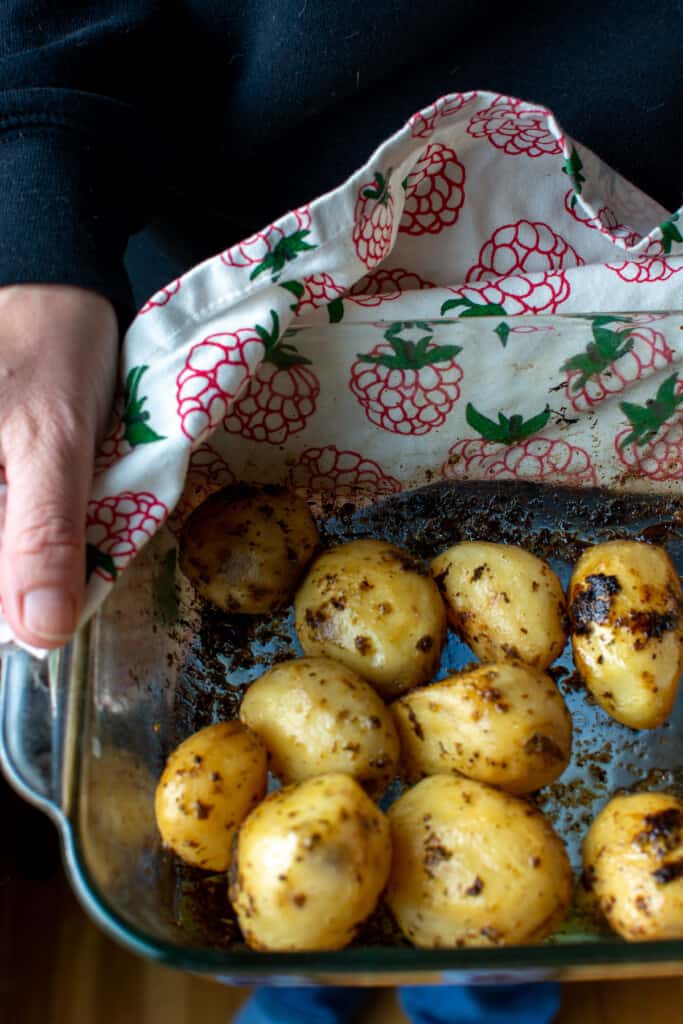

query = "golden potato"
386;775;572;948
568;541;683;728
294;539;446;699
392;663;571;793
582;792;683;940
240;657;399;797
430;542;567;670
229;773;391;950
179;484;318;614
154;721;267;871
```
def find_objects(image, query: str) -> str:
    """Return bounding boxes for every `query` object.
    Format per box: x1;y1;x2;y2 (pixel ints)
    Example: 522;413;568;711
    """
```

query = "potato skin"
386;775;572;948
392;663;571;794
229;773;391;951
240;657;399;797
582;792;683;940
154;722;268;871
568;541;683;729
295;539;446;699
179;484;318;614
430;542;567;670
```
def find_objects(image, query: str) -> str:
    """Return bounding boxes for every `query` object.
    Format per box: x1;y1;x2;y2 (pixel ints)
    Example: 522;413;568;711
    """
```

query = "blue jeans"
235;983;561;1024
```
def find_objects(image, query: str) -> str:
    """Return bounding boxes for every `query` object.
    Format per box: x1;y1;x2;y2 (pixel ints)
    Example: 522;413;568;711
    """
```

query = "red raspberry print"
442;270;572;318
95;417;127;474
95;365;166;472
221;206;314;280
349;323;463;435
348;267;436;304
139;279;181;314
444;404;596;486
467;96;562;157
446;436;597;486
224;314;318;444
606;239;683;284
563;189;640;248
175;321;267;442
467;221;583;280
322;268;436;324
283;273;346;317
408;91;478;139
399;143;465;236
168;444;236;534
289;446;402;498
86;492;168;582
616;374;683;481
352;170;395;269
563;320;675;413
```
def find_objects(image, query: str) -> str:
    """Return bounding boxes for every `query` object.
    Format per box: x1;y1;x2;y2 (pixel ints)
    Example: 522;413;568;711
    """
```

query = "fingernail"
22;588;76;640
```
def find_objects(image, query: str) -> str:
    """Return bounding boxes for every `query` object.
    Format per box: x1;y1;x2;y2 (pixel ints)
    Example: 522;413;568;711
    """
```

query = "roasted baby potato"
229;773;391;951
240;656;399;797
179;484;318;614
386;775;572;948
568;541;683;728
294;539;446;699
430;541;567;670
387;775;572;948
391;663;571;793
582;792;683;940
154;721;268;871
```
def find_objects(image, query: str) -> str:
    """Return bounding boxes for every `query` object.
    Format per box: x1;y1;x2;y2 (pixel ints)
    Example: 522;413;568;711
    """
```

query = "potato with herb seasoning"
294;539;446;699
568;540;683;729
239;656;399;797
430;541;567;670
229;773;391;951
154;722;268;871
582;792;683;940
386;775;572;948
179;484;318;614
391;663;571;793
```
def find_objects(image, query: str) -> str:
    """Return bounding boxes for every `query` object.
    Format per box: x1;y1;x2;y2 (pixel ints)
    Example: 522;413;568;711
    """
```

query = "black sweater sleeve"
0;2;183;332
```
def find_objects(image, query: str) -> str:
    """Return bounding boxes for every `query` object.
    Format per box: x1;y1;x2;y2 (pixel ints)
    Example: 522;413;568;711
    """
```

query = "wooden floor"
3;780;683;1024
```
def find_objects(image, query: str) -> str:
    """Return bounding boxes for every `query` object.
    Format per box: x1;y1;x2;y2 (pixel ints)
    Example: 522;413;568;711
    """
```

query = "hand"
0;285;118;648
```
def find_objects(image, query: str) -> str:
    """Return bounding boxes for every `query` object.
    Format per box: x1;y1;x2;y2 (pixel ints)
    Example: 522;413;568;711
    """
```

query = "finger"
0;410;94;648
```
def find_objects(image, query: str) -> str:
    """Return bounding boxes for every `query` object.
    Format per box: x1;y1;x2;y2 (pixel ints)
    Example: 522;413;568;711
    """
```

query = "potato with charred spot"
568;541;683;729
430;542;566;670
386;775;572;948
154;722;268;871
294;540;446;699
240;657;399;797
391;663;571;794
229;773;391;951
582;792;683;940
179;485;318;614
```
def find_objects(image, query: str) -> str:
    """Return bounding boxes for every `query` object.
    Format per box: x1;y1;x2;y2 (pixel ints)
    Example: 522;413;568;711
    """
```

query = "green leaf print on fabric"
562;146;586;207
659;212;683;255
441;296;507;317
466;403;551;444
86;543;118;582
619;374;683;449
250;230;316;281
494;322;511;346
563;322;637;391
123;365;166;445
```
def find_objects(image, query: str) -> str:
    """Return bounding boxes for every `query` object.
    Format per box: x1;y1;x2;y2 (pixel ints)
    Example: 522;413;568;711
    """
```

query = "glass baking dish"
3;480;683;984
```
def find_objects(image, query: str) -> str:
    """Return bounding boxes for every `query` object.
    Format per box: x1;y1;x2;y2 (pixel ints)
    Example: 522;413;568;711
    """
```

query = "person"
1;3;679;1020
0;1;680;650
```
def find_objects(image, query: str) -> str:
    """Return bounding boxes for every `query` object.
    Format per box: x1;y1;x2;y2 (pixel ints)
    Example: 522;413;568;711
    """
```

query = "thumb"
0;414;93;648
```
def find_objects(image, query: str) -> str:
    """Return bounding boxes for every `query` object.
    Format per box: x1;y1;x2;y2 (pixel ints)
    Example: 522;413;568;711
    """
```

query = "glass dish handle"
0;644;74;816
